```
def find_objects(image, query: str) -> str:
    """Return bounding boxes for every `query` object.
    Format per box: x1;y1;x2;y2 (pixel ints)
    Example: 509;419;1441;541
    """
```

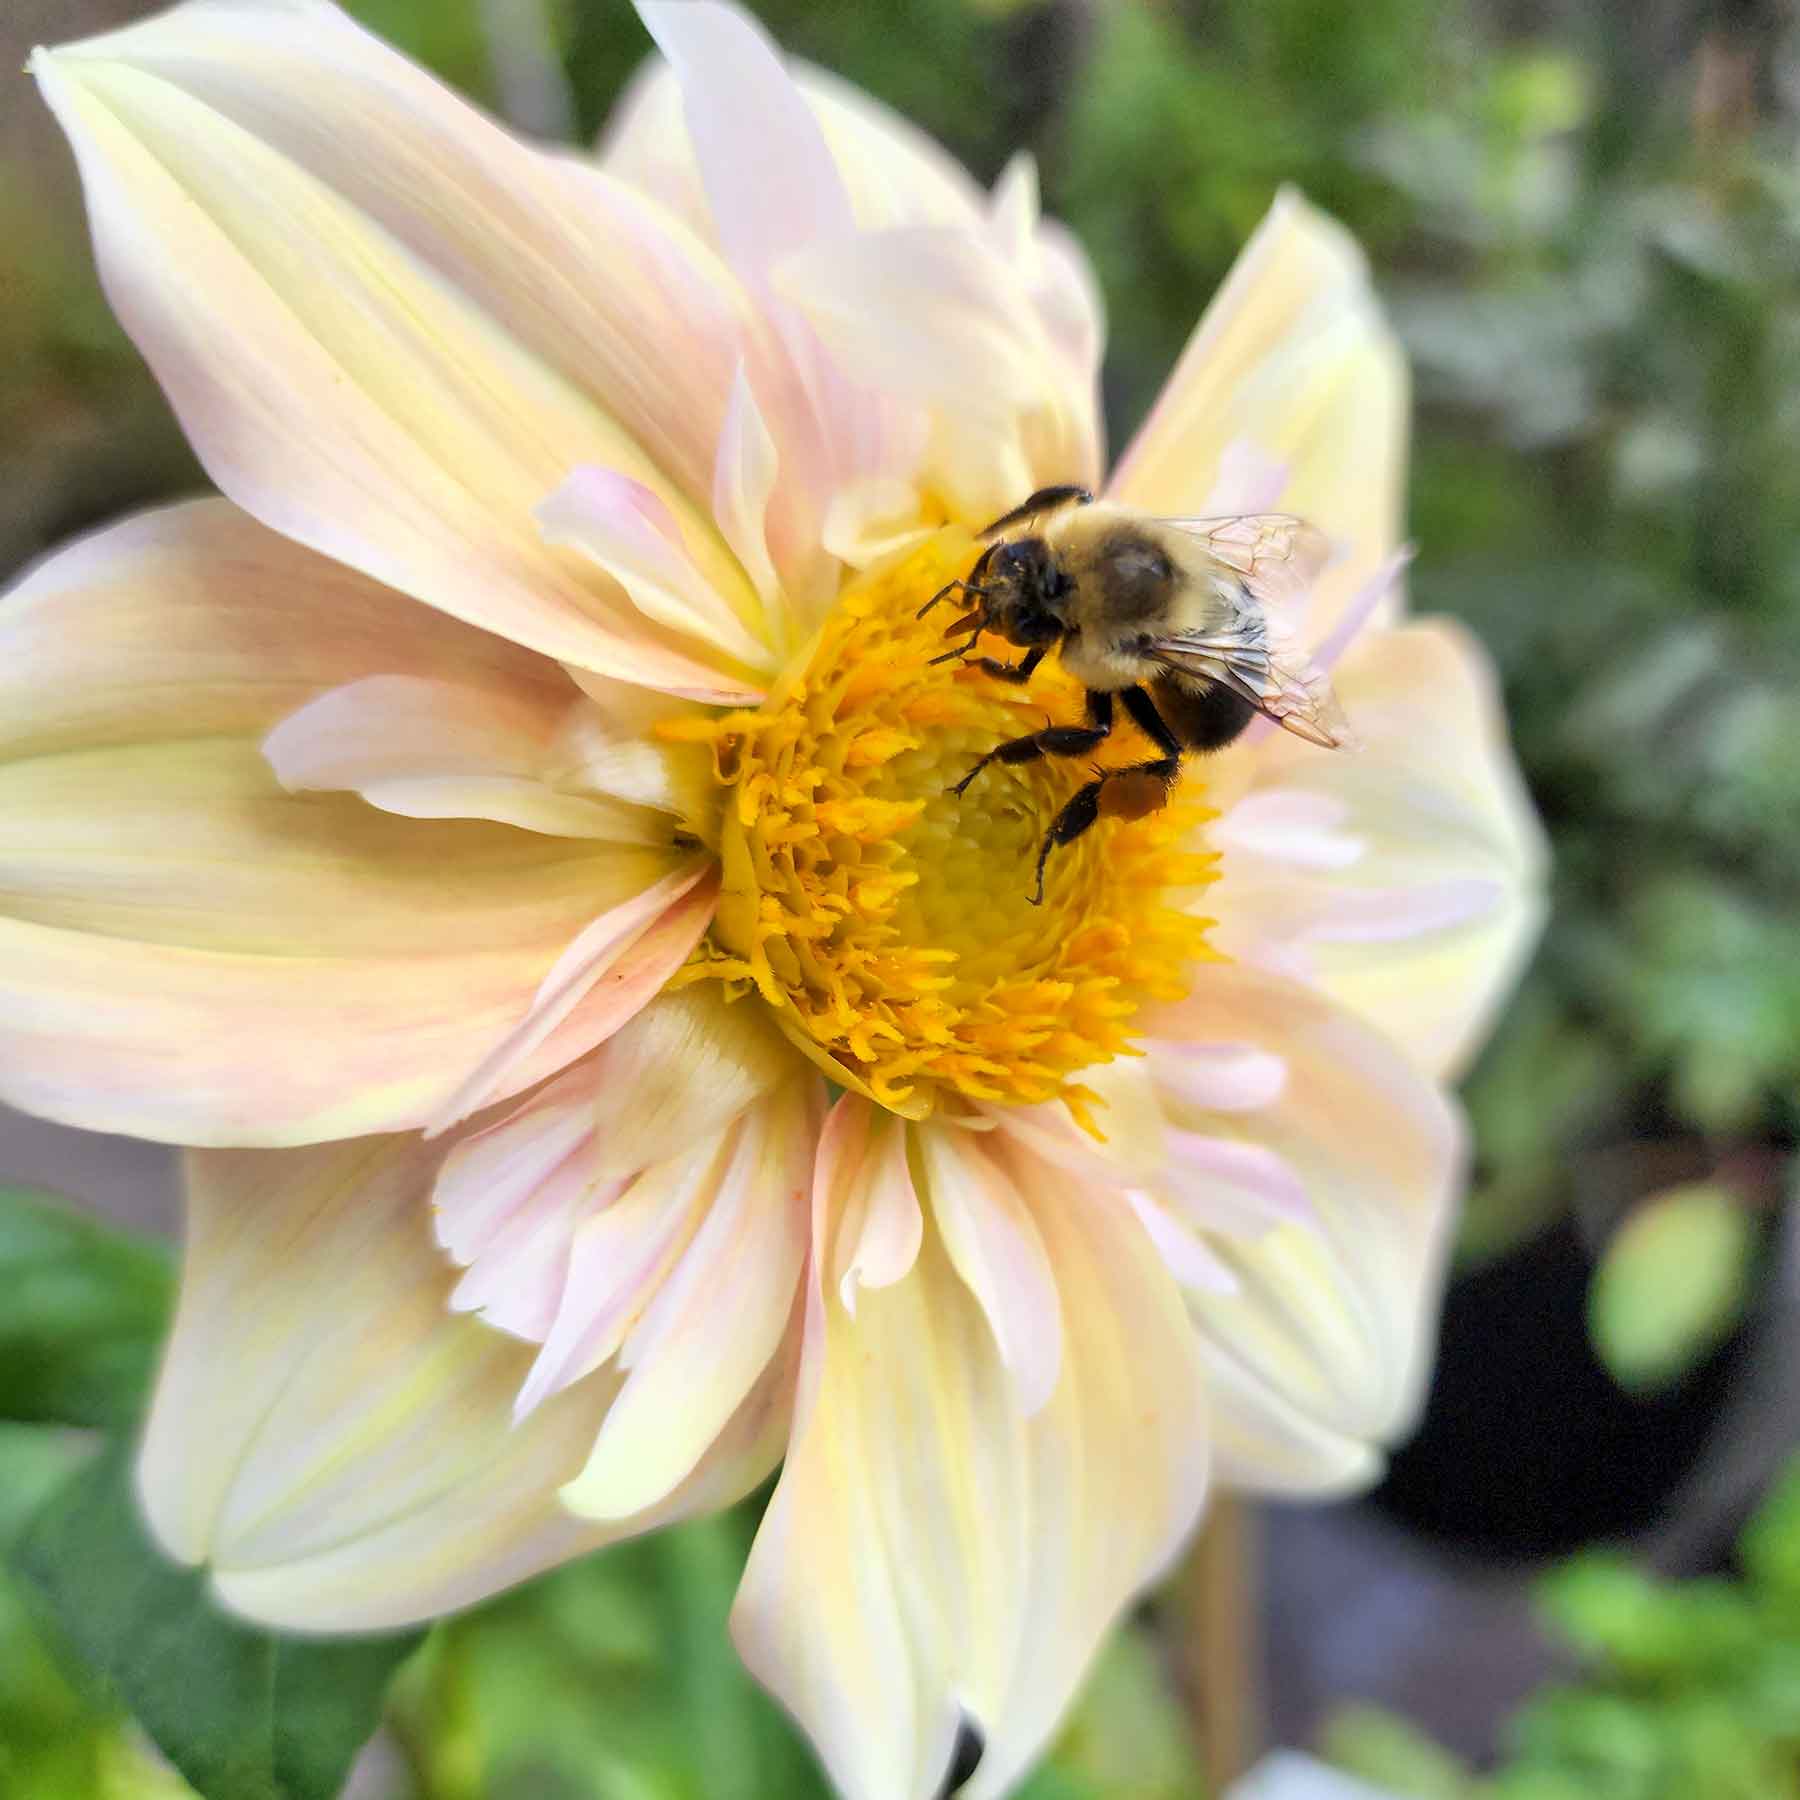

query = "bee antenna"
917;579;988;620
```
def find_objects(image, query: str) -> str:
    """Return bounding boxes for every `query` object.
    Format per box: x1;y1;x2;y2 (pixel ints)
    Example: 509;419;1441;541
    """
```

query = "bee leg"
950;689;1113;796
1120;684;1184;761
969;645;1047;686
1029;687;1183;901
978;485;1095;537
1030;781;1103;904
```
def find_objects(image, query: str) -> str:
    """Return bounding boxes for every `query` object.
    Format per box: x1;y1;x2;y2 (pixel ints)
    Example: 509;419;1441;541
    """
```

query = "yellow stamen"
663;529;1218;1128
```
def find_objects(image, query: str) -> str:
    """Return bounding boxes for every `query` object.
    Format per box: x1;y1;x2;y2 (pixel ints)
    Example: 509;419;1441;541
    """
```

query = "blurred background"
3;0;1799;1795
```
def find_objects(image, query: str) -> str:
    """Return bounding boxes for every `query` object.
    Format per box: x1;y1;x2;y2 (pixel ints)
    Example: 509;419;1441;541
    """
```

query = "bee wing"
1161;514;1333;606
1149;618;1355;750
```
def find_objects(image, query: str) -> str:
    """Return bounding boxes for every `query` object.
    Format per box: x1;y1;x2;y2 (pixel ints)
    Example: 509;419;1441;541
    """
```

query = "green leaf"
1588;1182;1759;1394
1740;1454;1800;1605
395;1506;833;1800
14;1444;422;1800
1321;1702;1473;1798
0;1185;174;1429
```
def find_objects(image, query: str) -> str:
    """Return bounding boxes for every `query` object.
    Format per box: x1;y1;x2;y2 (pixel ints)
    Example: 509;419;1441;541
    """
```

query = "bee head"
983;537;1070;646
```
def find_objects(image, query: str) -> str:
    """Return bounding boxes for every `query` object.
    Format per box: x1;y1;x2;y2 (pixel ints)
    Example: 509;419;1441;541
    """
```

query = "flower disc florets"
667;529;1217;1125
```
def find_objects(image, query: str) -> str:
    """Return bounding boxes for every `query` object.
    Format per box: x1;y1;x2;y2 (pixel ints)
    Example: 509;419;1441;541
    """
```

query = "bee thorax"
1058;633;1162;691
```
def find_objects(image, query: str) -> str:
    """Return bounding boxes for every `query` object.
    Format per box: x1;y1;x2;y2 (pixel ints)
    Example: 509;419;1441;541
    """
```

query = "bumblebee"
923;485;1352;902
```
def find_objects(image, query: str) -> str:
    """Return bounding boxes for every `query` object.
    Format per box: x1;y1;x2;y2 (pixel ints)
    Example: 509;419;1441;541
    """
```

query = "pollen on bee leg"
1098;768;1176;823
669;528;1220;1132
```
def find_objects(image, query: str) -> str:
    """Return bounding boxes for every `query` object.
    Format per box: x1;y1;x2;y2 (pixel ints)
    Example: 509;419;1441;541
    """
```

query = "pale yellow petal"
1108;189;1409;642
1211;620;1548;1078
560;1079;817;1520
142;1131;786;1631
0;503;689;1145
34;38;759;695
732;1131;1208;1800
1144;962;1463;1493
51;0;752;508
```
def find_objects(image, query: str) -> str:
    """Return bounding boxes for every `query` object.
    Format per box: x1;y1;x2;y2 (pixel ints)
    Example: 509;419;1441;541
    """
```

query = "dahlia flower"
5;2;1543;1795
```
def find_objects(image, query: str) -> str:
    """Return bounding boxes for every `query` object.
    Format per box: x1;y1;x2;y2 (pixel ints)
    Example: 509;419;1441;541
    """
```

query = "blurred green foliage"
1327;1453;1800;1799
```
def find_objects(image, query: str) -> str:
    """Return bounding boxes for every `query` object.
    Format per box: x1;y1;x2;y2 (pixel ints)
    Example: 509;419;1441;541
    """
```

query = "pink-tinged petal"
435;986;795;1353
429;863;718;1132
33;38;753;698
618;6;927;619
636;1;854;282
1107;189;1408;643
0;503;677;1147
1127;1190;1239;1296
919;1127;1063;1415
775;225;1097;521
1159;1131;1317;1237
1212;620;1548;1078
554;670;717;819
983;1054;1168;1186
818;1097;923;1315
50;0;749;512
537;466;775;675
508;1154;708;1423
141;1132;788;1632
264;675;669;841
712;365;784;611
733;1143;1208;1800
3;499;564;755
604;50;981;240
560;1080;817;1519
1144;962;1463;1495
435;1067;601;1343
1148;1041;1289;1114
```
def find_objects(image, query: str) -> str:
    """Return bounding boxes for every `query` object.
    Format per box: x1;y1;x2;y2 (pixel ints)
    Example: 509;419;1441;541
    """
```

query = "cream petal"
141;1131;786;1632
560;1080;817;1519
536;466;776;675
0;502;671;1147
48;0;750;511
603;51;981;240
34;37;756;697
2;498;563;756
1148;1041;1290;1113
433;985;798;1404
712;365;784;613
627;4;917;623
428;863;717;1132
1212;620;1548;1078
605;48;1105;425
732;1142;1208;1800
1143;962;1463;1495
578;984;796;1180
553;671;717;820
1107;188;1408;643
1127;1191;1239;1296
775;225;1094;520
508;1152;708;1423
264;675;670;841
436;1069;602;1343
818;1096;923;1315
636;1;854;282
1159;1130;1317;1236
920;1127;1062;1415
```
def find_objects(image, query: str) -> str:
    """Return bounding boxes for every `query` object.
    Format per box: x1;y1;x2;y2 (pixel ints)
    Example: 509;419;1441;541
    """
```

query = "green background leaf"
1587;1183;1760;1395
14;1444;421;1800
0;1185;174;1429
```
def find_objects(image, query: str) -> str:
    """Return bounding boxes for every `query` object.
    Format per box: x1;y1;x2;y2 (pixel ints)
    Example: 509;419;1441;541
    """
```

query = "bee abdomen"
1153;675;1257;753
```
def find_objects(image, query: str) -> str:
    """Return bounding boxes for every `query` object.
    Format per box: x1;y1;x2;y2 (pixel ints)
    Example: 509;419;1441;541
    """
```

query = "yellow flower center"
666;528;1217;1128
